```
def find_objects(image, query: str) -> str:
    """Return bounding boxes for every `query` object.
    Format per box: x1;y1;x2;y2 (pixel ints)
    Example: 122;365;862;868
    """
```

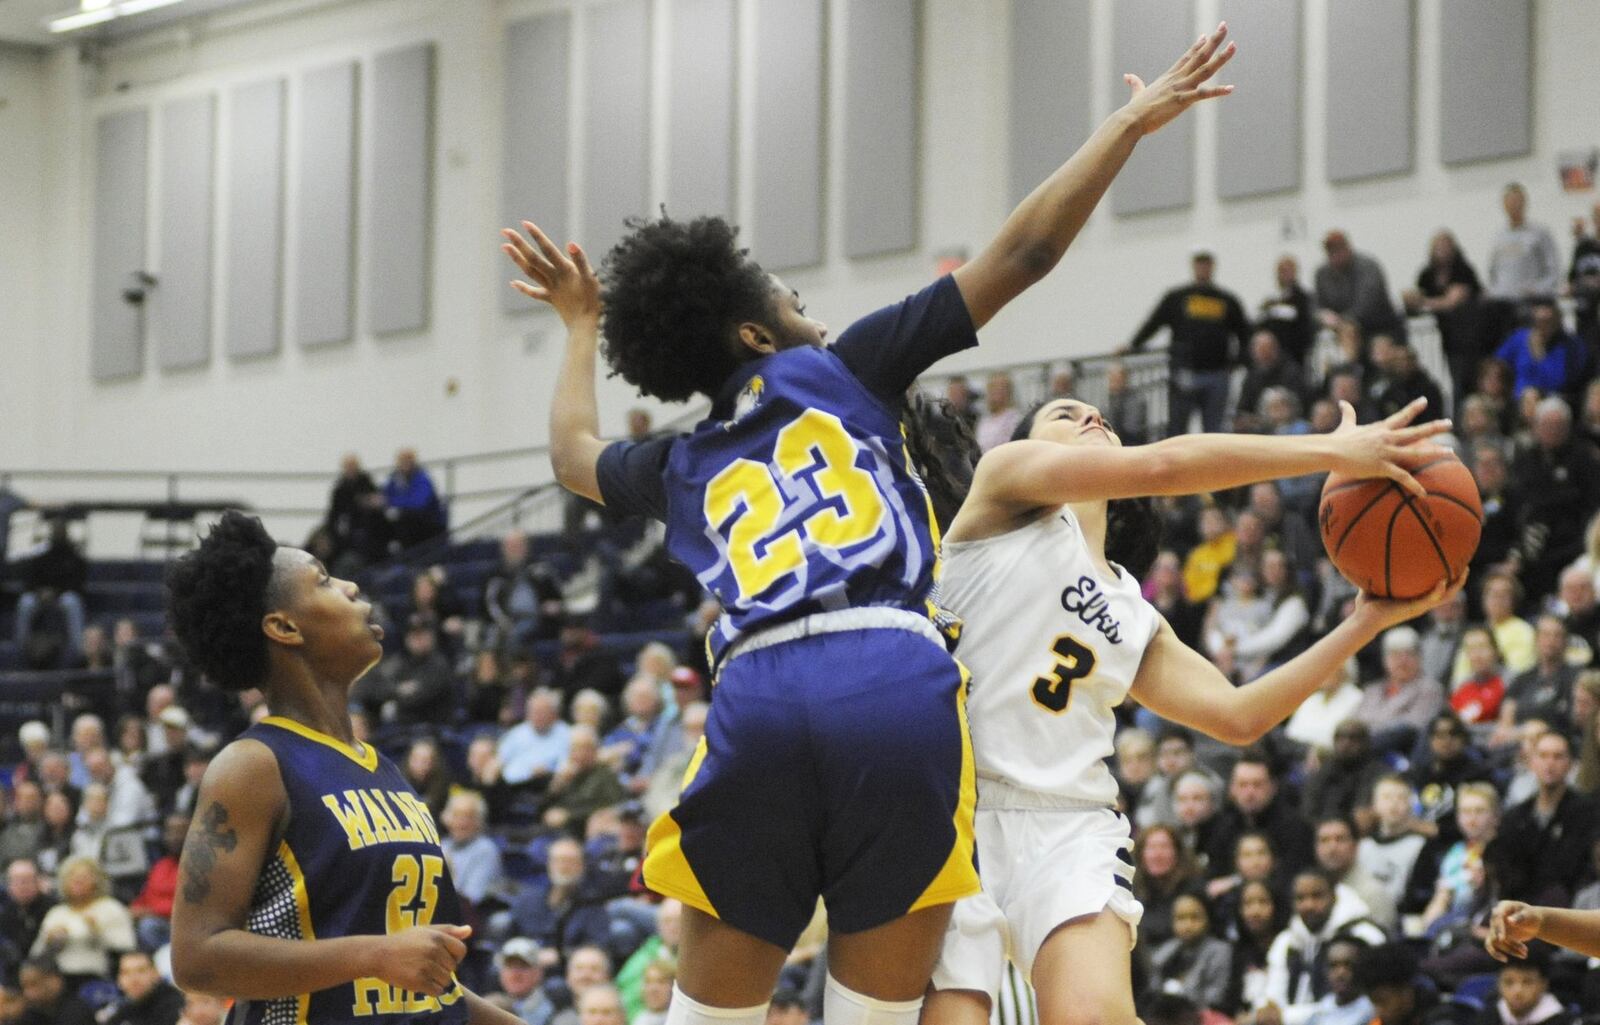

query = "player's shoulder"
197;736;287;813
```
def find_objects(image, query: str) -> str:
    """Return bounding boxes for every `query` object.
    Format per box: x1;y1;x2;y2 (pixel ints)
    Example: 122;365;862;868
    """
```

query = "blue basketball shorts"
641;618;978;949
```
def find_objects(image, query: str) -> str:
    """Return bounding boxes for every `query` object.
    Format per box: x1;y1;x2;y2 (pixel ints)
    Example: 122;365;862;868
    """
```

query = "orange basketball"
1317;456;1483;599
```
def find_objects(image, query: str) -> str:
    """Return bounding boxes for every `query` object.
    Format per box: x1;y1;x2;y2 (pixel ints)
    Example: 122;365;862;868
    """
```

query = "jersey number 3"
705;409;888;602
1031;634;1097;714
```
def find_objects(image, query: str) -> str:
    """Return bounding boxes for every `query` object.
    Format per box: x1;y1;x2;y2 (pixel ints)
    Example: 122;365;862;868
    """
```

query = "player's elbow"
170;949;216;996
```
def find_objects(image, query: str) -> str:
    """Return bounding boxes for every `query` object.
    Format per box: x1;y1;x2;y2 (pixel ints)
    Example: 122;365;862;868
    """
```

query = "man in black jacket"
1128;248;1252;436
1499;731;1594;907
17;957;94;1025
100;951;184;1025
1206;750;1315;877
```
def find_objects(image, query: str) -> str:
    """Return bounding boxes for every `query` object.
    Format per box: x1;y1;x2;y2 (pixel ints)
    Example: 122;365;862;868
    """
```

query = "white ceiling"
0;0;269;49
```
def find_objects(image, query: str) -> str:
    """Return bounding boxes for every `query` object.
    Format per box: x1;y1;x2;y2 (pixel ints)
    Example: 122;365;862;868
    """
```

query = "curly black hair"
1010;400;1163;579
900;391;980;530
165;511;281;692
599;213;778;401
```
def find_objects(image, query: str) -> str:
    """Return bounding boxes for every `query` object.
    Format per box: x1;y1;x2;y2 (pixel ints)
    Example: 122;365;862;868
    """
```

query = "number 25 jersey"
596;276;978;666
941;505;1161;804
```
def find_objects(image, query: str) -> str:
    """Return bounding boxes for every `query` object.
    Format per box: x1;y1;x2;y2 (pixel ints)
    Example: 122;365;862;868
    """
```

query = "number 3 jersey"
230;716;467;1025
941;506;1161;805
595;276;978;667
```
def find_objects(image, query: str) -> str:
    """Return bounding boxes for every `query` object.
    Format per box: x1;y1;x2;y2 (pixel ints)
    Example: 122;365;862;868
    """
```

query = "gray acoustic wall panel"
666;0;735;219
91;109;150;381
296;61;358;347
366;42;434;335
752;0;825;269
154;94;216;371
504;12;571;313
1111;0;1196;215
582;0;651;261
1009;0;1091;207
226;78;285;359
1326;0;1413;182
1216;0;1300;199
1440;0;1532;165
843;0;917;259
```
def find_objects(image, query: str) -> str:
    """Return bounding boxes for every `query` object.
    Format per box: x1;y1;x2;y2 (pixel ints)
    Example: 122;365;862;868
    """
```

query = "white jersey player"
924;395;1461;1025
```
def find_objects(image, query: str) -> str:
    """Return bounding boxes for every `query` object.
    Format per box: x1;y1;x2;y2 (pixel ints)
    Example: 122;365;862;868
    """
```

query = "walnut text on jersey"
1060;576;1123;644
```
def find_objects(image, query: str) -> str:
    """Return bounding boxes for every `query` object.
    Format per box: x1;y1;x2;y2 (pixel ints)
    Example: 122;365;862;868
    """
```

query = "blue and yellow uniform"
228;716;467;1025
596;275;981;948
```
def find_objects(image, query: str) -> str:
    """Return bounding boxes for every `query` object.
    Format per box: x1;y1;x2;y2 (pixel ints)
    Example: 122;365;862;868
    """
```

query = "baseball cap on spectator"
18;721;49;748
670;667;702;694
495;938;542;967
158;707;192;731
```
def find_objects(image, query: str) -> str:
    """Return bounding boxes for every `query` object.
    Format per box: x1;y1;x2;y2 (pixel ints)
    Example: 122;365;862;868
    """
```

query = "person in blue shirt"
1496;298;1587;401
500;25;1238;1025
385;448;447;550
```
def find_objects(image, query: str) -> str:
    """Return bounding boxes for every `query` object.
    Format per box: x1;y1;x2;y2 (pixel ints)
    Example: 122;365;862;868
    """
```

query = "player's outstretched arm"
171;741;470;1000
1487;902;1600;962
1130;578;1463;746
952;23;1235;329
969;398;1450;518
502;221;607;504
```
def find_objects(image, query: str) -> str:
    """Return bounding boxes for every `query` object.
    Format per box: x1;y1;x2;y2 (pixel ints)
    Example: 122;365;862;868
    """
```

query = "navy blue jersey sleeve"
829;274;979;399
595;437;674;522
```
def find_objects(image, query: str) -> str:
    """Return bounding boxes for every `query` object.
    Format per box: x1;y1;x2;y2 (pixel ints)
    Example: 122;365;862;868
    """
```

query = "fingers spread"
1384;396;1427;427
523;221;567;266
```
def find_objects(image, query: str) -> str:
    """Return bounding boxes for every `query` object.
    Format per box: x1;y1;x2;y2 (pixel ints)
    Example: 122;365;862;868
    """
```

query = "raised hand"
1328;397;1453;498
1121;22;1236;136
1353;573;1467;633
500;221;600;328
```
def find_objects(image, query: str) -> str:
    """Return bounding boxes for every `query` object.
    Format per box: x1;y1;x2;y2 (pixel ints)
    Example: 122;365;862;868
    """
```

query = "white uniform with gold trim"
932;506;1161;998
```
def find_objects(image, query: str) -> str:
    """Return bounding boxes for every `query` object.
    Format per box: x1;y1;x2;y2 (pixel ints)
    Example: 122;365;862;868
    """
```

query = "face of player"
1292;875;1334;933
1028;399;1121;448
268;548;384;684
751;277;828;353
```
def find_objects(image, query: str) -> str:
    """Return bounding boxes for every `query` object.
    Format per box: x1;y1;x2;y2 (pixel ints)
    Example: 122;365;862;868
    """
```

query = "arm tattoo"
182;801;239;904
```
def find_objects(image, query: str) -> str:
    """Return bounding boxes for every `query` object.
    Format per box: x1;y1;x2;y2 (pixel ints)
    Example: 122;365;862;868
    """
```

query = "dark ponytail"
900;390;980;530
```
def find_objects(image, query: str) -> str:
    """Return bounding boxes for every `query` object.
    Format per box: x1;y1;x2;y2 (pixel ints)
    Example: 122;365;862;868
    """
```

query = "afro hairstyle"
599;212;779;402
165;511;281;692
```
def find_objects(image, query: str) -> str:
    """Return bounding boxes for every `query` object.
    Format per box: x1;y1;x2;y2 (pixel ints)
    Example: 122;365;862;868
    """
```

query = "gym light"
48;0;188;34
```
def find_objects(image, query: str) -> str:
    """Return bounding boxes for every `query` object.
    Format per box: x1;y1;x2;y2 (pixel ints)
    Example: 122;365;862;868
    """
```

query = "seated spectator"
176;993;229;1025
1204;564;1275;681
356;615;456;735
503;839;612;964
440;791;503;909
574;985;625;1025
1149;892;1233;1012
500;689;572;788
1371;344;1446;425
1207;752;1315;880
1146;551;1204;650
1114;727;1157;812
1260;253;1318;367
1297;936;1374;1025
402;738;452;819
1497;298;1585;400
1302;723;1385;825
642;702;708;821
112;623;169;715
324;453;389;573
1358;776;1428;915
1419;783;1500;934
34;791;75;878
1137;727;1211;830
1315;231;1405;343
1471;448;1523;587
127;814;187;952
1237;331;1307;433
975;372;1022;452
68;784;111;864
409;569;467;657
1172;770;1223;874
1557;566;1600;662
1455;575;1537;685
1315;816;1396;932
1353;944;1457;1025
582;805;647;901
1403;230;1483;401
542;726;626;836
634;961;674;1025
1103;361;1150;446
1286;661;1364;756
485;530;566;651
489;937;556;1025
1451;627;1507;728
1249;484;1322;588
0;859;55;969
1257;870;1387;1025
466;736;516;826
617;899;680;1020
1208;831;1285;930
1499;731;1594;906
944;376;978;430
383;447;446;550
1496;615;1576;743
100;949;183;1025
82;748;154;830
1355;628;1447;756
139;707;192;814
548;945;614;1025
1132;824;1198;949
31;856;135;985
1184;506;1237;604
1475;955;1569;1025
16;955;95;1025
1421;590;1469;694
1512;398;1600;600
1227;879;1289;1015
552;627;626;702
13;521;87;670
601;678;674;794
1458;397;1511;470
570;690;611;735
0;781;46;869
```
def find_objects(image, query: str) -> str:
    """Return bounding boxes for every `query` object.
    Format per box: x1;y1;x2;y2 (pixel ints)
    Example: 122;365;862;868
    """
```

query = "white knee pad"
825;974;925;1025
665;984;769;1025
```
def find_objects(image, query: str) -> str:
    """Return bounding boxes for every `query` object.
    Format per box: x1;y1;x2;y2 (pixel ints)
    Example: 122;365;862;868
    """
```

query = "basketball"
1318;456;1484;599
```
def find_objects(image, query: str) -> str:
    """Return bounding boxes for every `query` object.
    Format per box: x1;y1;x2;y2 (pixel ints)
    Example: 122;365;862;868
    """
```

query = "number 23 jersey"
941;505;1161;804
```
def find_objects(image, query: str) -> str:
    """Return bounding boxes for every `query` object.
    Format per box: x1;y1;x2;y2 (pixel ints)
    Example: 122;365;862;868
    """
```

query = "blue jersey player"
165;513;521;1025
500;26;1236;1025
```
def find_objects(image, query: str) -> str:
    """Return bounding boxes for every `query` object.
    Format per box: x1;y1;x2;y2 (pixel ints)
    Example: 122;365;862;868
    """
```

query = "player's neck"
265;672;360;746
1068;500;1115;576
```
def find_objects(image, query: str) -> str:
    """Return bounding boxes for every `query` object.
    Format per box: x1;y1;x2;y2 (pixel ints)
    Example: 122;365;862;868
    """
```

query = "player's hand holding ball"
373;923;471;996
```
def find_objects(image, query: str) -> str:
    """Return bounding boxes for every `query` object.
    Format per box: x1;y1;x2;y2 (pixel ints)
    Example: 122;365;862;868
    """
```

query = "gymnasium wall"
1;0;1597;482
